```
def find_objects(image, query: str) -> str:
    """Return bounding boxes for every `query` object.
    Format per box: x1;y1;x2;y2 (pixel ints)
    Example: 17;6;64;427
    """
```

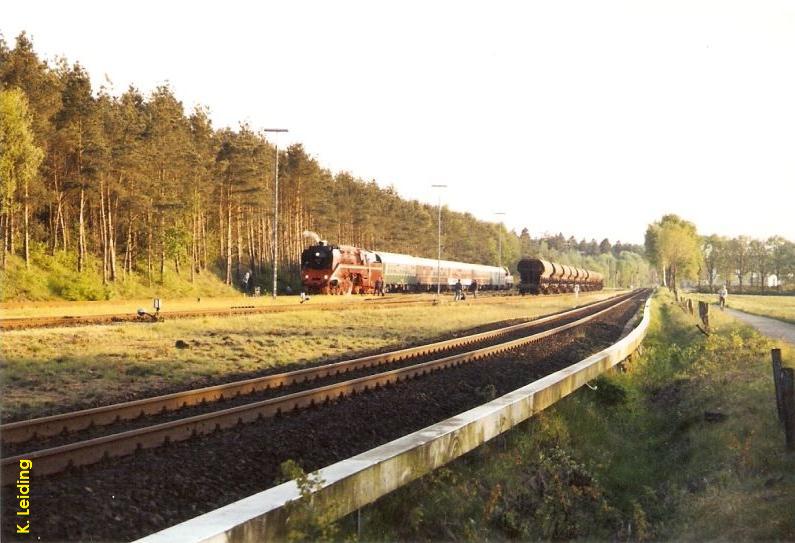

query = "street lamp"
263;128;288;299
431;184;447;298
494;212;506;269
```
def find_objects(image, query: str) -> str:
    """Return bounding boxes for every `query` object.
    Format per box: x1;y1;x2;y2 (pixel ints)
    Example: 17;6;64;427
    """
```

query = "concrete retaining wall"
137;295;653;543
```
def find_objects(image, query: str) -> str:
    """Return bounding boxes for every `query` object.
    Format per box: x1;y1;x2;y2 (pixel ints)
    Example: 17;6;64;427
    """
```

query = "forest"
1;32;650;300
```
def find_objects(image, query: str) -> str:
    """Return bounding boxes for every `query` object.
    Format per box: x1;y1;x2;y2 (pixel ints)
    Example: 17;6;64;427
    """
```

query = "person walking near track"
718;285;728;310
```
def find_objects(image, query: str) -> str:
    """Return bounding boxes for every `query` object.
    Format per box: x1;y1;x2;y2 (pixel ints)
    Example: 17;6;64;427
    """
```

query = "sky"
3;0;794;244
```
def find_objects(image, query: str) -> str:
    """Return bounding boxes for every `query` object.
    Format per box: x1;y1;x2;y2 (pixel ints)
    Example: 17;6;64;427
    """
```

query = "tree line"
0;33;526;293
1;33;651;298
645;214;795;292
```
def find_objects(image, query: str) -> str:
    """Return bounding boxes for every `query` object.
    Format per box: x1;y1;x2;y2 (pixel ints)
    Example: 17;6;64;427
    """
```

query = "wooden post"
772;349;784;422
782;367;795;451
687;298;694;316
698;301;710;331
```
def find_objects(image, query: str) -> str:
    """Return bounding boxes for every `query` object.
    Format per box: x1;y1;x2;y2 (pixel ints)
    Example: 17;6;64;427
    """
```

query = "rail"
0;292;642;481
1;291;635;444
135;292;653;542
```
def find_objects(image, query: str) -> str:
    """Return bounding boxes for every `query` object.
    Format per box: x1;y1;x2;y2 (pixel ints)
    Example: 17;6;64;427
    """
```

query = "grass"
340;289;795;541
0;290;620;421
0;250;239;303
1;292;430;319
690;292;795;325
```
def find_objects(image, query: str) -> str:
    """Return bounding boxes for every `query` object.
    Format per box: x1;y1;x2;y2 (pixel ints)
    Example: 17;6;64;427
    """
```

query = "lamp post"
431;184;447;298
263;128;288;299
494;212;506;269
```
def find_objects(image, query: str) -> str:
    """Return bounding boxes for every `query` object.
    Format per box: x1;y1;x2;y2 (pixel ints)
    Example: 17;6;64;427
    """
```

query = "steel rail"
0;290;643;482
135;291;654;543
1;291;635;445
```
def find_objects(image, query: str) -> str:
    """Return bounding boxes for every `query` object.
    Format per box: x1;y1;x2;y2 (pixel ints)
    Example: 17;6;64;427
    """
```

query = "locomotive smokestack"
302;230;321;244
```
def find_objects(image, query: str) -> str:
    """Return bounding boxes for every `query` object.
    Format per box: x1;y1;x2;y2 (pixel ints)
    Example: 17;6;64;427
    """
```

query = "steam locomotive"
517;258;603;295
301;242;513;294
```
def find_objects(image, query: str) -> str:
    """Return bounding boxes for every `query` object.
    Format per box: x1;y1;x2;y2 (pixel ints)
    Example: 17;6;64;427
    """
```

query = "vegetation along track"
1;290;642;483
1;290;647;543
0;291;530;331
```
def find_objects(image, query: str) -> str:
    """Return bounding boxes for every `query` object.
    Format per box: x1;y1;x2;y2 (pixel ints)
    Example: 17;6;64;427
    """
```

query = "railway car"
517;258;603;294
301;242;513;294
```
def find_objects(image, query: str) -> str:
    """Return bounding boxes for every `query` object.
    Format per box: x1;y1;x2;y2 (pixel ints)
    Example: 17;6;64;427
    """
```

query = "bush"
593;375;628;406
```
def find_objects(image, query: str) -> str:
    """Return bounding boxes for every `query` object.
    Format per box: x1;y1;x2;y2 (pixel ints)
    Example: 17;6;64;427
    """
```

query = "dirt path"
725;308;795;346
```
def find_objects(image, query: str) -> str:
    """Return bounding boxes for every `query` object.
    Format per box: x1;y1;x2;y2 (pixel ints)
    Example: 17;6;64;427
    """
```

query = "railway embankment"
346;290;795;541
1;293;642;541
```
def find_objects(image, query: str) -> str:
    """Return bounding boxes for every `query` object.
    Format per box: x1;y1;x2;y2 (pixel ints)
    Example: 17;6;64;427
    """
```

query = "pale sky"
4;0;794;244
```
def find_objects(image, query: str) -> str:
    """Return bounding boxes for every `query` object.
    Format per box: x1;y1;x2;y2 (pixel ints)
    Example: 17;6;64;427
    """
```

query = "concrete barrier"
137;295;653;543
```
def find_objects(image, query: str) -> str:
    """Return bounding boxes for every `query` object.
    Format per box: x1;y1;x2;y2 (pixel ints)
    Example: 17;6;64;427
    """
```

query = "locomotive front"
301;242;384;294
301;243;336;293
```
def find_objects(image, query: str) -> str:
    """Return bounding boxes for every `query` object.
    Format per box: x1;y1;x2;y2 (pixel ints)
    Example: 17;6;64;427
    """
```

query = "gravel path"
725;308;795;346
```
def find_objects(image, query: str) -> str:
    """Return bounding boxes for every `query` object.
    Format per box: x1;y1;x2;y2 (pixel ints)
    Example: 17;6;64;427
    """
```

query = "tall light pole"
431;184;447;298
494;212;506;269
263;128;288;299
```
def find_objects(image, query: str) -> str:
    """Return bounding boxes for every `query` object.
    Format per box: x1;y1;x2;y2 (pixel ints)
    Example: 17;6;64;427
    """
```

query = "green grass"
691;292;795;325
0;290;618;420
343;289;795;541
0;249;239;302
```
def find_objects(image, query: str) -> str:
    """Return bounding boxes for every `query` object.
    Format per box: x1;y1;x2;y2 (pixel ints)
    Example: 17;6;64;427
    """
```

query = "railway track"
0;290;643;482
0;292;524;331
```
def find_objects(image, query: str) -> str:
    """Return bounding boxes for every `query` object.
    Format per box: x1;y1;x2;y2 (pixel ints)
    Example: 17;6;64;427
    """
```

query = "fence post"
772;349;784;422
782;368;795;451
687;298;694;316
698;301;710;331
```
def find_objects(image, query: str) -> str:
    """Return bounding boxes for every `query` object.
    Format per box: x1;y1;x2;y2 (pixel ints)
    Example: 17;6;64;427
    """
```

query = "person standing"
454;279;463;301
718;285;728;310
242;270;251;295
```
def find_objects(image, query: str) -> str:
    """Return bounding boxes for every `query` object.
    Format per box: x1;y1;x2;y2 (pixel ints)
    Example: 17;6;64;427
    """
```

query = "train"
301;242;514;294
517;258;603;295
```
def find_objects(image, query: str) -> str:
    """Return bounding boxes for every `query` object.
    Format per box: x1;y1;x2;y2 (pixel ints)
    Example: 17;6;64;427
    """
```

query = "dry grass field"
0;292;423;319
0;290;622;420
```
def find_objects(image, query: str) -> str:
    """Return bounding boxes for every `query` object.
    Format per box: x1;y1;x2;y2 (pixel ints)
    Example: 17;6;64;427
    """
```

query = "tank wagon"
516;258;603;295
301;242;513;294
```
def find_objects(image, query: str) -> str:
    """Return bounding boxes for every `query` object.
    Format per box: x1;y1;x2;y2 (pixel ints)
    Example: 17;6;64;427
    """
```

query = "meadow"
0;290;619;421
